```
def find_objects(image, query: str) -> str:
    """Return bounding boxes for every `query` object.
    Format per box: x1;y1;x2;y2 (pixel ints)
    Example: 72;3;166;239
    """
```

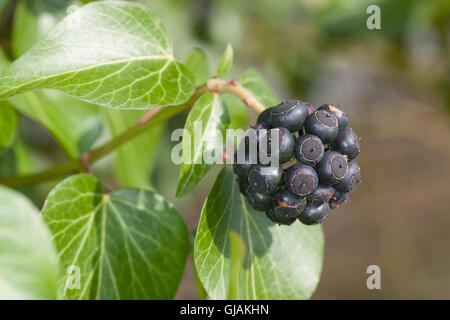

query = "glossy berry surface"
305;110;339;144
259;127;294;164
245;187;273;212
331;127;360;160
318;103;348;128
316;151;348;185
298;203;330;225
271;187;307;219
330;191;350;208
284;164;319;197
294;134;324;165
248;165;282;194
307;184;335;206
334;160;361;192
256;107;273;125
269;100;309;132
266;208;297;225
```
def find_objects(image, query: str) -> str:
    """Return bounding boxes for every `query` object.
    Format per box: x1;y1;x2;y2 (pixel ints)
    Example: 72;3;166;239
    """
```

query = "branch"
206;78;266;114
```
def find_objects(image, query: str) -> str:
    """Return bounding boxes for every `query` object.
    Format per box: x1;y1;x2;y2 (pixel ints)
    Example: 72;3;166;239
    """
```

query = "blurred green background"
1;0;449;299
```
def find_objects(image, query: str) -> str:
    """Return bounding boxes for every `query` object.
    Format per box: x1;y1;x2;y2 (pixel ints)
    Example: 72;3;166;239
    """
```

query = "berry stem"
206;78;266;114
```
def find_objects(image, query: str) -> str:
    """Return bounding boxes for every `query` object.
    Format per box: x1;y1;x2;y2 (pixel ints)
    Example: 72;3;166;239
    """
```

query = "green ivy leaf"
185;48;210;87
0;101;16;153
227;231;246;300
0;186;58;299
176;93;229;197
217;43;233;77
0;1;195;109
105;109;165;188
240;68;279;107
194;167;324;300
42;174;190;299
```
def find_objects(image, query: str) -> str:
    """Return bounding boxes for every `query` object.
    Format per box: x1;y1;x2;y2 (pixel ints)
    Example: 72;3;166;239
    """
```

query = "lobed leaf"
0;1;195;109
41;174;190;299
194;167;324;300
0;186;58;299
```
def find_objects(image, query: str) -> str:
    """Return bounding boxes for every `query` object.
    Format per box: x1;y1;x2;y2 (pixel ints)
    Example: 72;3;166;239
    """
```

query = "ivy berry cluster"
233;100;361;226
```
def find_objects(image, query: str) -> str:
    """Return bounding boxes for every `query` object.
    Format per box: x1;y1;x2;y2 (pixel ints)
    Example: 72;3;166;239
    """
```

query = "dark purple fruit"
284;164;319;197
266;208;297;225
331;127;360;160
245;187;273;212
298;203;330;225
318;104;348;128
334;160;361;192
305;110;339;144
316;151;348;185
256;107;274;125
330;191;350;209
269;100;309;132
248;165;282;195
307;184;335;206
294;134;324;165
259;127;294;165
271;187;307;219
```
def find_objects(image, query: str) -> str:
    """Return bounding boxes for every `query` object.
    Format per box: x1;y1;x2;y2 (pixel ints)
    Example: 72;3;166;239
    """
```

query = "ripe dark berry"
266;208;297;225
248;165;282;194
298;203;330;225
334;160;361;192
305;102;315;116
269;100;309;132
305;110;339;144
330;191;350;208
318;104;348;128
233;149;253;178
259;127;295;164
316;151;348;185
256;107;273;125
283;164;319;197
307;184;335;206
294;134;324;165
331;127;360;160
271;187;307;219
245;187;273;212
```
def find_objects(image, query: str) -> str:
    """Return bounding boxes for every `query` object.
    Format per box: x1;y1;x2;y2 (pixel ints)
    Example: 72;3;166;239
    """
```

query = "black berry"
256;107;273;125
271;187;307;219
334;160;361;192
331;127;360;160
298;203;330;225
283;164;319;197
307;184;335;206
245;187;273;212
294;134;324;165
266;208;297;225
248;165;282;194
259;127;295;165
330;191;350;208
316;151;348;185
269;100;309;132
305;110;339;144
318;104;348;128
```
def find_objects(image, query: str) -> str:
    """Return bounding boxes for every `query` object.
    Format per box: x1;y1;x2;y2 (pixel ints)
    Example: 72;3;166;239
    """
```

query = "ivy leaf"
0;101;16;153
227;231;247;300
105;109;165;188
240;68;279;107
42;174;190;299
194;167;324;300
185;48;210;87
217;43;233;77
0;1;195;109
0;186;58;299
176;93;229;197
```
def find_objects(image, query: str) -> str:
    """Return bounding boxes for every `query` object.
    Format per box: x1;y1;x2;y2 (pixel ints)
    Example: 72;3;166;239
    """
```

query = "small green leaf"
0;101;16;153
0;186;58;299
227;231;246;300
217;43;233;77
42;174;190;299
105;109;165;188
185;48;210;87
240;68;279;107
194;167;324;300
0;1;195;109
176;93;229;197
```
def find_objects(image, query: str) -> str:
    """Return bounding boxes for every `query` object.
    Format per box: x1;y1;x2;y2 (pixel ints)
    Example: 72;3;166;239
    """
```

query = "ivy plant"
0;1;323;300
